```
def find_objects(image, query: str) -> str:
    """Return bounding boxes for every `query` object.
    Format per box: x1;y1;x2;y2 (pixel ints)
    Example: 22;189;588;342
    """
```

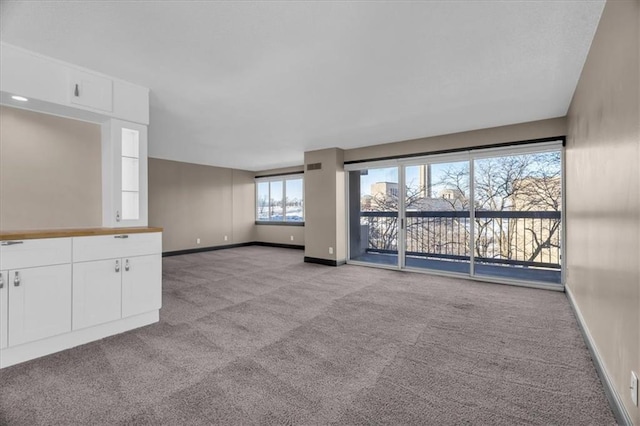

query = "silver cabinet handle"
0;273;3;289
116;210;121;222
1;241;24;246
114;235;129;239
125;259;130;272
14;271;20;287
115;260;120;273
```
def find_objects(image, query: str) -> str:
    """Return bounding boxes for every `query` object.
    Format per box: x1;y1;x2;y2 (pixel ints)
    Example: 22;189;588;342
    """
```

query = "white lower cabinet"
73;259;122;330
122;254;162;318
0;231;162;368
0;270;7;349
8;264;72;347
73;254;162;329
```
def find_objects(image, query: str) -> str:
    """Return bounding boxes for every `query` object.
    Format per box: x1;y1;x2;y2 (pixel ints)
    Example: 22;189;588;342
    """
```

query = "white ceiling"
1;1;604;171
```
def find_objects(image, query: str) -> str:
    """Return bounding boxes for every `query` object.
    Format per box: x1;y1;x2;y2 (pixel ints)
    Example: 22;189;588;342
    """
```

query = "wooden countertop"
0;227;163;241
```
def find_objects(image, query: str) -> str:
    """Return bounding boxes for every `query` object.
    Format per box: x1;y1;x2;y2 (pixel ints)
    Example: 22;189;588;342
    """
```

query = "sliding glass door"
404;160;470;274
472;150;562;284
348;166;399;266
346;141;563;286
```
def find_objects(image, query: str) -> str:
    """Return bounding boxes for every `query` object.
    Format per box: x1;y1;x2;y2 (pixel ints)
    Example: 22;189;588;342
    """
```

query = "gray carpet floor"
0;246;615;425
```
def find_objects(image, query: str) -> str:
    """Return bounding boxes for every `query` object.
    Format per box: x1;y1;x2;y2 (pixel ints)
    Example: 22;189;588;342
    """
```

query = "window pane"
256;182;269;221
285;178;304;221
122;128;139;158
473;150;562;284
121;157;139;191
255;176;304;223
122;191;139;220
269;181;283;221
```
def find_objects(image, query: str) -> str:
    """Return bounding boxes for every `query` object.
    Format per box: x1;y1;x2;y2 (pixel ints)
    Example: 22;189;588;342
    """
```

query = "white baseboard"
0;310;159;369
566;286;633;426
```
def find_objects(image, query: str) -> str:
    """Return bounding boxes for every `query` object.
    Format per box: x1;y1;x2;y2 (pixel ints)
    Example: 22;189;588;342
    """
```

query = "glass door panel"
403;161;470;274
348;167;399;267
472;151;562;284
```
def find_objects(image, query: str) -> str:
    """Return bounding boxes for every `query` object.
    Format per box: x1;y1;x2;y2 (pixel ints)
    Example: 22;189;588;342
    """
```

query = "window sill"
255;221;305;227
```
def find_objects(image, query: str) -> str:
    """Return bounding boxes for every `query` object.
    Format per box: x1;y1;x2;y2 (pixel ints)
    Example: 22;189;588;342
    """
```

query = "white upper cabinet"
102;119;148;227
0;43;148;125
69;69;113;112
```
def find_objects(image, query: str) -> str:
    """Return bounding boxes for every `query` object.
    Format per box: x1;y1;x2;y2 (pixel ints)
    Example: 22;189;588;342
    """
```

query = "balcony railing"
360;210;561;270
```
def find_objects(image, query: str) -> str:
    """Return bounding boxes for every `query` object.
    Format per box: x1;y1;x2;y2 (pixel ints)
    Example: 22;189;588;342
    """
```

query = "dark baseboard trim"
304;256;346;267
566;286;632;426
163;242;254;257
163;241;305;257
253;241;304;250
255;221;304;227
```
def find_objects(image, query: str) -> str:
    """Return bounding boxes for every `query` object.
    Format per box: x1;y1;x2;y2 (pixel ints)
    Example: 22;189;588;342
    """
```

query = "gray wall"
0;106;102;230
565;0;639;423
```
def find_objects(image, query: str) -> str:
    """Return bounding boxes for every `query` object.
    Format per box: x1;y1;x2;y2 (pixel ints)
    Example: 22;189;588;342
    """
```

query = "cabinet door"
0;270;7;349
8;264;72;346
69;69;113;112
103;119;148;228
73;259;122;330
122;254;161;318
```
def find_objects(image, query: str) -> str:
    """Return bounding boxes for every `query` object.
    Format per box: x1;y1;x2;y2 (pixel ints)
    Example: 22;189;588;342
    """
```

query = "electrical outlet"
631;371;638;407
290;235;294;241
329;247;334;255
196;238;200;244
224;235;228;241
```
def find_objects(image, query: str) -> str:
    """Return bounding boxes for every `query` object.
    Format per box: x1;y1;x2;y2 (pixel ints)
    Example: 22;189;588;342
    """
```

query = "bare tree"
439;152;561;264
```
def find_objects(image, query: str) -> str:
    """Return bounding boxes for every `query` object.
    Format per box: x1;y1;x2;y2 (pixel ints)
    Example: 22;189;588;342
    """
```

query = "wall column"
303;148;346;265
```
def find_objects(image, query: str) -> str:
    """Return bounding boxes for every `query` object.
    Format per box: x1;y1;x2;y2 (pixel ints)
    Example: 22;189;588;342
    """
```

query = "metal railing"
360;210;561;269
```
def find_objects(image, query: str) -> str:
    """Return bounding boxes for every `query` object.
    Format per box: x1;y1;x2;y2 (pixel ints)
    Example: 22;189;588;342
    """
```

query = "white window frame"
255;174;304;225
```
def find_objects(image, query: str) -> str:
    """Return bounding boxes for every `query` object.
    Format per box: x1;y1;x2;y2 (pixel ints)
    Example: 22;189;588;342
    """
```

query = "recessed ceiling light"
11;95;28;102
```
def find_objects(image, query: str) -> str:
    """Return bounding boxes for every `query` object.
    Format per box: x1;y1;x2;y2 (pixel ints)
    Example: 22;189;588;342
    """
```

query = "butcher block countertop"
0;227;163;241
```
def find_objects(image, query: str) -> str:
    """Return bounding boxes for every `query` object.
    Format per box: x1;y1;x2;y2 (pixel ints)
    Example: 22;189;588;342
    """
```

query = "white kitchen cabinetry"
8;265;72;347
0;231;162;368
72;232;162;326
102;120;148;228
0;270;7;349
0;238;72;348
69;69;113;112
0;43;148;125
122;254;162;318
73;254;161;330
72;259;122;330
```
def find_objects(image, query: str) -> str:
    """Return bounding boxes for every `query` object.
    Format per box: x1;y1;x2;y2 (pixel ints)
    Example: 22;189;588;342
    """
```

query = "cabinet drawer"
73;232;161;262
0;238;71;270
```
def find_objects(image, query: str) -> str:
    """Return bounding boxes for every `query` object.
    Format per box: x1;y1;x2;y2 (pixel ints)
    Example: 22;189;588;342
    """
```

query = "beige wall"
148;158;255;252
255;225;304;246
304;148;345;262
566;0;639;423
0;106;102;230
255;165;304;176
344;117;566;162
232;169;257;244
